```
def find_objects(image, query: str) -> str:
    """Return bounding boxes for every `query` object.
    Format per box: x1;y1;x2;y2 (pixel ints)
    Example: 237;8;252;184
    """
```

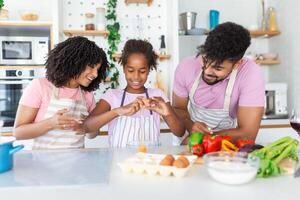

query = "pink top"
100;88;169;136
19;78;96;122
173;56;265;118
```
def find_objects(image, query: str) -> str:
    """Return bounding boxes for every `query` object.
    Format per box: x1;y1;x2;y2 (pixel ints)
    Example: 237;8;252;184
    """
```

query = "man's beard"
201;71;225;85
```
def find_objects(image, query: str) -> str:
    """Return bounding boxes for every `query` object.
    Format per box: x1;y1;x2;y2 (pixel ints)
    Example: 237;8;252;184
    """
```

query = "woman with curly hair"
14;36;108;149
173;22;265;144
84;39;184;148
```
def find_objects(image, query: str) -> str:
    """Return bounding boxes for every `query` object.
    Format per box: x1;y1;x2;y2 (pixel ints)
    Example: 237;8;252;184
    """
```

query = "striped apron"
32;86;89;149
109;89;159;148
173;69;238;145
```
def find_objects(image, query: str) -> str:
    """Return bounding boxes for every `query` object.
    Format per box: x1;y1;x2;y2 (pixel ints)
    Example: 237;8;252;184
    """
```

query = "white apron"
32;86;89;149
109;89;159;148
173;69;238;145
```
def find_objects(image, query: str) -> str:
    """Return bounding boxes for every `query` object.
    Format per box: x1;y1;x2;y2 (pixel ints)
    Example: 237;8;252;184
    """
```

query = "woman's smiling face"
123;53;149;93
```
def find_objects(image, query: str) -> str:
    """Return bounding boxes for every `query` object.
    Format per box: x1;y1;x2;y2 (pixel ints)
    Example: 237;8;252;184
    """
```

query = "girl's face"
68;63;101;88
124;53;149;93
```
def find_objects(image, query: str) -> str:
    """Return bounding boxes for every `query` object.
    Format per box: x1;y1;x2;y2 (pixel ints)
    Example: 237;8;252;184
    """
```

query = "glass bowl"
126;140;161;153
203;151;260;185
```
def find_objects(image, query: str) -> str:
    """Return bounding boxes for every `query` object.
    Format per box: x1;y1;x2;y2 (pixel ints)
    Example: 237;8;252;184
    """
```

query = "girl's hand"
141;96;171;116
114;101;141;116
49;108;83;130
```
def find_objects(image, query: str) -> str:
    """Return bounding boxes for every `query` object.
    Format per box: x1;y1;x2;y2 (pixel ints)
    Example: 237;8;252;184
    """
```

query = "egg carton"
118;153;198;178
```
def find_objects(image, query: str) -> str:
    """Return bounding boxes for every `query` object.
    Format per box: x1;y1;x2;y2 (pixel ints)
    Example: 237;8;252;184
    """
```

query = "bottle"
96;7;106;30
267;7;278;31
159;35;166;55
85;13;95;31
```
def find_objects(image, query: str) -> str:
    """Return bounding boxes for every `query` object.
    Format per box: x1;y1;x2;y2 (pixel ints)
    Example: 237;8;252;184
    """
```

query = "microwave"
0;36;49;65
263;83;288;119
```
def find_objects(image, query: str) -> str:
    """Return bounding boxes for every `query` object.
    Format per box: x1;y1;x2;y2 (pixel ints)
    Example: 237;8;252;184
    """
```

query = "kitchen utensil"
209;10;219;30
0;137;24;173
203;151;259;185
179;12;197;31
294;166;300;178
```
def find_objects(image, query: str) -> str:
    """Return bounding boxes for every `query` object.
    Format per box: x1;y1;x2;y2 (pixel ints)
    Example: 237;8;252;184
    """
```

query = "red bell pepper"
191;144;204;157
202;135;222;153
236;139;255;148
222;135;233;142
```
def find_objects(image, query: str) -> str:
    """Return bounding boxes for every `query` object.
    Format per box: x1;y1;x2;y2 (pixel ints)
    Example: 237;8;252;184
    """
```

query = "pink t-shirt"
19;78;96;122
173;56;265;118
100;88;169;136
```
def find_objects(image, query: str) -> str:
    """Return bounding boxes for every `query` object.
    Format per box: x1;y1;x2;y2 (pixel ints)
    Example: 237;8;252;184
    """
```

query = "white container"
203;152;259;185
96;7;106;30
118;153;197;178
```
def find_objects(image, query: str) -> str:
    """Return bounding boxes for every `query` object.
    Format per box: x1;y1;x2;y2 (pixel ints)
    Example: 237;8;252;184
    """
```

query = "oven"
0;69;43;132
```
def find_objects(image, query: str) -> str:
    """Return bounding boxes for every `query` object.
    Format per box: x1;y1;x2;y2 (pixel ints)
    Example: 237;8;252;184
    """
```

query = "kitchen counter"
1;147;300;200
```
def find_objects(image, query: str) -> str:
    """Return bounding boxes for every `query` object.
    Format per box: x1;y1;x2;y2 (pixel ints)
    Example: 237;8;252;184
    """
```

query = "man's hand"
189;121;212;135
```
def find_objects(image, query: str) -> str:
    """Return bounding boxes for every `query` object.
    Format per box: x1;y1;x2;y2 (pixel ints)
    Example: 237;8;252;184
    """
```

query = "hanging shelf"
63;30;109;38
249;30;281;38
256;59;280;65
112;52;171;61
125;0;153;6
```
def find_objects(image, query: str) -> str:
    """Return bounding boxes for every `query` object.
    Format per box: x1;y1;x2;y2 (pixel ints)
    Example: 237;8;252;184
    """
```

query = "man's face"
201;57;240;85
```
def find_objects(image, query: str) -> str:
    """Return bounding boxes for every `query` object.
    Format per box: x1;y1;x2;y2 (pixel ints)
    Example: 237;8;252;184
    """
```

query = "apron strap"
120;88;153;115
51;86;60;100
223;69;238;110
189;70;202;105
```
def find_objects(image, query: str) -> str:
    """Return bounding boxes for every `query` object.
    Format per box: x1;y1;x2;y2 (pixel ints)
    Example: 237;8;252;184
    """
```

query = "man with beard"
172;22;265;144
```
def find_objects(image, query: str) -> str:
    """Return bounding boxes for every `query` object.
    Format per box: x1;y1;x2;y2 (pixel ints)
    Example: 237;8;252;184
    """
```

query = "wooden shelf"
112;52;171;61
250;30;281;38
125;0;153;6
0;65;45;69
0;20;52;27
256;59;280;65
63;30;109;37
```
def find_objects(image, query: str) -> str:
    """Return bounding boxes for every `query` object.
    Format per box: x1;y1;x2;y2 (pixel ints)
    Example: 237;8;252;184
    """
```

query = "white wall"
268;0;300;113
4;0;52;21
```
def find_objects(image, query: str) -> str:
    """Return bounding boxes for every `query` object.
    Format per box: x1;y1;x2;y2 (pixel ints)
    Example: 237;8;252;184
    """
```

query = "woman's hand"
113;101;141;116
49;108;83;130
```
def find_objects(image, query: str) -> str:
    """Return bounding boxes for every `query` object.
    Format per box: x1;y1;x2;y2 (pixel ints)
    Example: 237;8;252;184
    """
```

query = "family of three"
13;22;265;149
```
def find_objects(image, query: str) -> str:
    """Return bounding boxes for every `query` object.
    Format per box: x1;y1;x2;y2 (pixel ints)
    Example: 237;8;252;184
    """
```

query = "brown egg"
173;159;188;168
165;154;175;163
138;144;147;153
159;157;173;166
178;156;190;166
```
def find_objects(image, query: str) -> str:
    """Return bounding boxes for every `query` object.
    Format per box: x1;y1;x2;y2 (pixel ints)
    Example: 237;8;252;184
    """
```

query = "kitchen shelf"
112;52;171;61
0;20;52;27
249;30;281;38
256;59;280;65
125;0;153;6
0;65;45;69
63;30;109;37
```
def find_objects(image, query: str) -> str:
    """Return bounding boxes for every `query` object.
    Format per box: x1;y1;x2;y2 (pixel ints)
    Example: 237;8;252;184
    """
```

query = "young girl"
84;39;185;147
14;36;108;149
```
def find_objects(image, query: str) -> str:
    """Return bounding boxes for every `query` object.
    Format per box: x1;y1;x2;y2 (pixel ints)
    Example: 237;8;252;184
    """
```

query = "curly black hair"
198;22;251;65
120;39;158;71
45;36;109;92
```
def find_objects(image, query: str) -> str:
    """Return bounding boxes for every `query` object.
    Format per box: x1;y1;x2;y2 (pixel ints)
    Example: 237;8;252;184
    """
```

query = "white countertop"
1;147;300;200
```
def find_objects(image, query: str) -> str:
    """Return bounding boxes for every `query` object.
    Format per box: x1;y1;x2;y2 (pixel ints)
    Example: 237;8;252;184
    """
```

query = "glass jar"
85;13;95;31
96;7;106;30
267;7;278;31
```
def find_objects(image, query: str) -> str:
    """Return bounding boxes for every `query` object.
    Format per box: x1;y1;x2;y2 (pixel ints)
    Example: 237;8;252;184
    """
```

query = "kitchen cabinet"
112;52;171;61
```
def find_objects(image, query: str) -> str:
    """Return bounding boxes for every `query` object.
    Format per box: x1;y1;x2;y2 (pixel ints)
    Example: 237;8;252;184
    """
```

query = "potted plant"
0;0;9;20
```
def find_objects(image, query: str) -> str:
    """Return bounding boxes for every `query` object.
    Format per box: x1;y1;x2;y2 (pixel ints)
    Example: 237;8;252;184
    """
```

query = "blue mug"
209;10;220;30
0;140;24;173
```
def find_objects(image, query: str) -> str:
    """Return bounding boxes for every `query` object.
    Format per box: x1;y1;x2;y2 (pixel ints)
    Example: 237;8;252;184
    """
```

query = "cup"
209;10;220;30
